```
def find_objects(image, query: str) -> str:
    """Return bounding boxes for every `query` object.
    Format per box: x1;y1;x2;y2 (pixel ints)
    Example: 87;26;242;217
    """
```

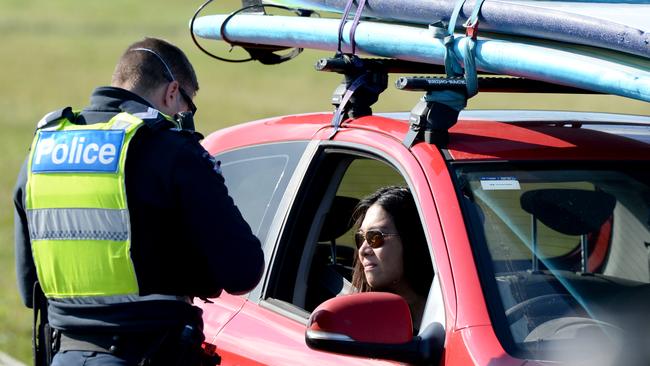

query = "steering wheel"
505;294;578;325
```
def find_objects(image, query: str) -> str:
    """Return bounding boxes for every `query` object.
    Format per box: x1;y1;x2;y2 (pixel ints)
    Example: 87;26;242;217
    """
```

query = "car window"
215;141;308;245
265;149;434;330
454;162;650;360
299;158;407;309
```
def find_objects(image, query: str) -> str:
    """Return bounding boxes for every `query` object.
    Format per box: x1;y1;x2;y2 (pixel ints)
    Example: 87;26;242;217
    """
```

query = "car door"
205;126;450;365
194;141;312;349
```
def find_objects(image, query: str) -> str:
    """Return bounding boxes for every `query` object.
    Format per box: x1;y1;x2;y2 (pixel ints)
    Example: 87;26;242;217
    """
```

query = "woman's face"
357;204;405;291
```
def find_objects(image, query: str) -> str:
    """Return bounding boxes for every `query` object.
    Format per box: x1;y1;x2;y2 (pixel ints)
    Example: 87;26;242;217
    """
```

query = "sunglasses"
355;229;400;249
130;47;197;116
178;87;197;115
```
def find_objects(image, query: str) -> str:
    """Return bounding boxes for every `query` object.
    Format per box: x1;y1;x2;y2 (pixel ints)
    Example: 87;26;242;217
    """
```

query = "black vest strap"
36;107;75;130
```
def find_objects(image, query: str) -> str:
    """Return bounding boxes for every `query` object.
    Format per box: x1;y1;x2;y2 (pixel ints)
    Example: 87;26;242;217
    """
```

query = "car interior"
265;151;433;324
305;195;358;311
457;166;650;359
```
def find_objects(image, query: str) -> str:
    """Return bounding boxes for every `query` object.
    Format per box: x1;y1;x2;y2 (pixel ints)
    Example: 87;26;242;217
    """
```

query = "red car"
196;106;650;365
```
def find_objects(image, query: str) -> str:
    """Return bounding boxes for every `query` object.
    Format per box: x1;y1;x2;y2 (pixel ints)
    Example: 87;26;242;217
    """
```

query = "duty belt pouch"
44;325;59;363
138;323;217;366
175;325;207;366
33;282;54;366
182;325;221;366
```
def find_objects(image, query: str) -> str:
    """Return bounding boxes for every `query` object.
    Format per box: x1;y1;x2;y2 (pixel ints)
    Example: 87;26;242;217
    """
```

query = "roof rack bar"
315;56;603;147
396;77;467;92
397;76;601;94
316;57;448;74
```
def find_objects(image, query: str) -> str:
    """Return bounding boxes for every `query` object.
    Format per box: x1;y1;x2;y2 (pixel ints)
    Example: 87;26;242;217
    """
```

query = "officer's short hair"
112;37;199;95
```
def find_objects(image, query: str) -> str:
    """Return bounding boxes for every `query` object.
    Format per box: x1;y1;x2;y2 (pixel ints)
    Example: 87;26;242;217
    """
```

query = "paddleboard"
192;14;650;102
266;0;650;58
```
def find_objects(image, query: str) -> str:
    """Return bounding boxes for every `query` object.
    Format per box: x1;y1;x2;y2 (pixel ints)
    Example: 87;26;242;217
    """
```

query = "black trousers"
54;326;205;366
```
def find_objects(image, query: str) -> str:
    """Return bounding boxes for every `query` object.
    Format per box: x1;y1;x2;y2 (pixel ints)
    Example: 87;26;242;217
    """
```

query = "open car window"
299;158;408;311
454;162;650;361
264;149;435;332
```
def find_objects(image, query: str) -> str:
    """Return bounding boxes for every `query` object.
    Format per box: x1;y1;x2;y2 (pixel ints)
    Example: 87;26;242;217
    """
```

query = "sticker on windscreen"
480;177;521;190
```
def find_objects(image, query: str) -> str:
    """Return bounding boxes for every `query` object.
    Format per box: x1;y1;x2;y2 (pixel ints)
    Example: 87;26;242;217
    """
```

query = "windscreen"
454;163;650;365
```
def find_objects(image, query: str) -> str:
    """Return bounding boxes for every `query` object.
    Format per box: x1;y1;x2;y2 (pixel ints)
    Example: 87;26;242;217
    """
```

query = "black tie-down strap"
315;55;388;139
336;0;368;56
190;0;312;65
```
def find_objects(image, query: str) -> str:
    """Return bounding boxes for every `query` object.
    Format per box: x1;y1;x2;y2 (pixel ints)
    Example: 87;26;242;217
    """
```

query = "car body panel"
210;301;397;365
197;293;247;344
205;112;650;162
411;142;492;330
202;113;331;153
445;326;527;366
199;110;650;365
446;121;650;161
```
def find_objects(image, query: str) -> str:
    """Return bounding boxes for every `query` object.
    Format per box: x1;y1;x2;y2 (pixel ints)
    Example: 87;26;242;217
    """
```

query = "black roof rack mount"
316;56;601;148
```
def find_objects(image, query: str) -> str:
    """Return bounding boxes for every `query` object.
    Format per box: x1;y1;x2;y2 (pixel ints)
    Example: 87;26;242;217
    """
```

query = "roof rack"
396;76;602;95
316;56;601;147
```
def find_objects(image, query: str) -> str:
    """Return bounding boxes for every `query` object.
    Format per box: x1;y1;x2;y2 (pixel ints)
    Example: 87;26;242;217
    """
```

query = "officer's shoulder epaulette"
36;107;75;130
119;100;174;131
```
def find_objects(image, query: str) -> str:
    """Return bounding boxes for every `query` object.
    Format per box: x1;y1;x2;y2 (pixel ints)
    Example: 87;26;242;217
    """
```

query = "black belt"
58;327;217;366
58;330;169;355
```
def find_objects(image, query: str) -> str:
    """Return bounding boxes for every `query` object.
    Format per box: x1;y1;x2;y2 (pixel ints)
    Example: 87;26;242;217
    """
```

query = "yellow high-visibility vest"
26;111;145;299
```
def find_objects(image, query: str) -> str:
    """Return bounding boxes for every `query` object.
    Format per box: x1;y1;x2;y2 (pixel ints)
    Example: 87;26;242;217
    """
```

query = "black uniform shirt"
14;87;264;331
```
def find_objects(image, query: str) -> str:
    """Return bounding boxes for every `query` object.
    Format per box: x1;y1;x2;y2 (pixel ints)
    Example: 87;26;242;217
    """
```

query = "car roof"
202;110;650;161
447;111;650;161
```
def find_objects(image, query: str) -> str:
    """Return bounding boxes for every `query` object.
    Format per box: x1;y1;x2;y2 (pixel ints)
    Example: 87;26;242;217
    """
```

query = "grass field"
1;0;649;363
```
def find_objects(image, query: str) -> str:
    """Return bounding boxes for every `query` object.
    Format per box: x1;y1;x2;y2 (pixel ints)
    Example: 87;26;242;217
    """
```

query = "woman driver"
351;186;434;328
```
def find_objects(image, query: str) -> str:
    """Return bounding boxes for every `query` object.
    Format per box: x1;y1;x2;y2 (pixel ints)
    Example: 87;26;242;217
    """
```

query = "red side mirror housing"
308;292;413;344
306;292;444;364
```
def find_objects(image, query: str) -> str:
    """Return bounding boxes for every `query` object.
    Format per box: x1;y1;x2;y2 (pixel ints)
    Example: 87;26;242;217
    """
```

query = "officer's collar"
118;100;177;130
86;87;151;112
85;87;176;130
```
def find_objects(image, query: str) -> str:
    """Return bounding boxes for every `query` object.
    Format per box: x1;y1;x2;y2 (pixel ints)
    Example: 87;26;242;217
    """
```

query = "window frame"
260;140;444;335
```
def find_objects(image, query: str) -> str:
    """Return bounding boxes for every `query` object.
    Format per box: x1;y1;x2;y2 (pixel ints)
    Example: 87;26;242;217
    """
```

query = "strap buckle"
464;18;479;40
463;0;486;40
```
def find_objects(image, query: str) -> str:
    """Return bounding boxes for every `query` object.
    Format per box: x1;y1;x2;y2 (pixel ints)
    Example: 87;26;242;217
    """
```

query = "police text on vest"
32;130;125;173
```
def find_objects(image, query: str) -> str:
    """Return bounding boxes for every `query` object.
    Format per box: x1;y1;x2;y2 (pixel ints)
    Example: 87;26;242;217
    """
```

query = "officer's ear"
162;80;181;110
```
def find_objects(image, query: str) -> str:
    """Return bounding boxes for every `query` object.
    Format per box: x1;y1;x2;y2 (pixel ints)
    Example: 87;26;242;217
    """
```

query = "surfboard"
266;0;650;59
192;14;650;102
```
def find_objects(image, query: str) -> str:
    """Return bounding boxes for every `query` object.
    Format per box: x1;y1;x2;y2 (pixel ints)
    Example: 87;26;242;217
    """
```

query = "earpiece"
174;111;195;131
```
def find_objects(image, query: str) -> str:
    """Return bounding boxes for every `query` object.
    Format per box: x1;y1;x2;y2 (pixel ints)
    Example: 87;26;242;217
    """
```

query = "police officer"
13;37;264;365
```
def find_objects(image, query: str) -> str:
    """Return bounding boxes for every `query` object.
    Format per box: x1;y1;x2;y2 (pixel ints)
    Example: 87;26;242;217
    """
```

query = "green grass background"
1;0;649;362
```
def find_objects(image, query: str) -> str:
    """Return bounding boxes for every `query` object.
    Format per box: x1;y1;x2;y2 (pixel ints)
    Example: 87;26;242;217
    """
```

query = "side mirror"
305;292;444;365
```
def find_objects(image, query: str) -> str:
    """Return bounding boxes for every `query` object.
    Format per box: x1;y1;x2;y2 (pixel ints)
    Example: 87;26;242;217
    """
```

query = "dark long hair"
351;186;433;297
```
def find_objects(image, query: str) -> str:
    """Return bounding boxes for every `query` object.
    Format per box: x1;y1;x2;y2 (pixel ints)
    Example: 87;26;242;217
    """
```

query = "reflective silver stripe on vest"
110;119;133;130
50;294;192;305
27;208;129;241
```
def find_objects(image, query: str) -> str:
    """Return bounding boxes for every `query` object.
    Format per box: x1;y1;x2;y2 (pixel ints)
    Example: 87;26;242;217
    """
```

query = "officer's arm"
14;158;38;308
174;140;265;297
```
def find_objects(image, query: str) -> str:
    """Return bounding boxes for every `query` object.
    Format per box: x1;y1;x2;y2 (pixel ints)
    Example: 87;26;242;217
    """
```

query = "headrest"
319;196;360;242
520;189;616;236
